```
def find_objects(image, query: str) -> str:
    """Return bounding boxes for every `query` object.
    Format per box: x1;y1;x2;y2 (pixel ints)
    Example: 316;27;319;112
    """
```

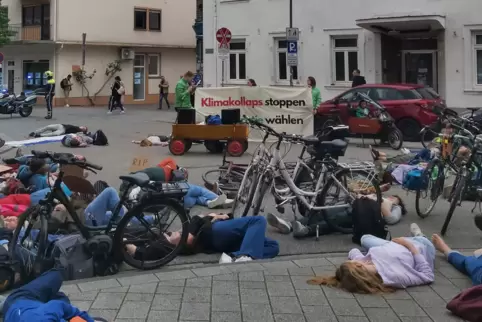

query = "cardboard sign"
129;156;150;173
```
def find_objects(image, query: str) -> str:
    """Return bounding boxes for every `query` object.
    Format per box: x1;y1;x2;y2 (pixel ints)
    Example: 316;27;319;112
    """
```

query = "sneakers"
65;104;70;108
207;194;227;209
107;111;112;115
223;198;234;209
292;221;310;238
267;213;291;234
410;223;423;237
219;253;233;264
218;253;253;264
120;110;125;114
401;148;411;155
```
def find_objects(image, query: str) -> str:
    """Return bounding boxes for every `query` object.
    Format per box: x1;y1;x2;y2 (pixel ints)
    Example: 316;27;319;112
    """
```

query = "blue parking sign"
287;41;298;54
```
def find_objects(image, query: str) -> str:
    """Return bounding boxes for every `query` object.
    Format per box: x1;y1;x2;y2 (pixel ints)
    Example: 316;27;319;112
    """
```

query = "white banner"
194;86;314;140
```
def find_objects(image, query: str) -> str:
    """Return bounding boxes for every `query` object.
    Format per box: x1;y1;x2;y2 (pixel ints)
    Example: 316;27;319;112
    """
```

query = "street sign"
287;41;298;66
218;43;229;60
0;52;4;63
216;27;232;45
286;27;299;41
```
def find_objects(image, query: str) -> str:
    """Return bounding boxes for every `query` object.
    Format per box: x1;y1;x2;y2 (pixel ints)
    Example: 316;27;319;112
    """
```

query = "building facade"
1;0;197;106
203;0;482;108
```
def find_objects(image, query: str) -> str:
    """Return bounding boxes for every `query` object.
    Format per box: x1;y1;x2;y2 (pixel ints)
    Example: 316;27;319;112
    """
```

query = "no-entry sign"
216;28;232;45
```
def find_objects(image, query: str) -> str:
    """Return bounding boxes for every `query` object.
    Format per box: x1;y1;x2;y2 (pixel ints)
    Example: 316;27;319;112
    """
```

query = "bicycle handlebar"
31;150;103;171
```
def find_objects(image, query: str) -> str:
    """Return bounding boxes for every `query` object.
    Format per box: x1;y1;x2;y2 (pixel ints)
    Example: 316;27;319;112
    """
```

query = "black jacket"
111;81;121;97
352;75;366;88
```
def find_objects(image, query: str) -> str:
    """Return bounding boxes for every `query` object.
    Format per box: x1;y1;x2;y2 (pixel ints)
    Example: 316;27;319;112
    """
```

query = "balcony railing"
8;24;51;41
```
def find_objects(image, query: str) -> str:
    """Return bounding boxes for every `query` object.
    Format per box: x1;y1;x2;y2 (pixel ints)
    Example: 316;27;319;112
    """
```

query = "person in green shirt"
308;76;321;114
175;71;195;110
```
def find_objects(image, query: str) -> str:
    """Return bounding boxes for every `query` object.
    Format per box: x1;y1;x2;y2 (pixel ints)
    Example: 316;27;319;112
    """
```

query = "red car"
317;84;443;141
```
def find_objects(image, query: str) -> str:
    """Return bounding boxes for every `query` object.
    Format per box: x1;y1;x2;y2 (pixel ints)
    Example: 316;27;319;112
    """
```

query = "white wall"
203;0;482;108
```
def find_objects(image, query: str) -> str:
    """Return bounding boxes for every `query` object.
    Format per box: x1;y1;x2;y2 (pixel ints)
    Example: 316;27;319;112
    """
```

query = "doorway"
402;50;437;90
133;54;145;100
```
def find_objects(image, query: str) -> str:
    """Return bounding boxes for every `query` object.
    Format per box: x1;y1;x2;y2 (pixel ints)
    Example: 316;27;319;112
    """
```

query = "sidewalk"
58;254;469;322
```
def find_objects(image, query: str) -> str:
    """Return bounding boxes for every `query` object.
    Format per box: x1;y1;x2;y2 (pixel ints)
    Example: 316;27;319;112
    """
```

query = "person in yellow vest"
44;70;56;119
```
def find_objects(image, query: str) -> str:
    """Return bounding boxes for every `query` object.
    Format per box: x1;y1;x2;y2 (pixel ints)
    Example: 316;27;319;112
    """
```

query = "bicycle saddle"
319;139;348;149
301;135;320;145
119;173;150;187
467;107;480;112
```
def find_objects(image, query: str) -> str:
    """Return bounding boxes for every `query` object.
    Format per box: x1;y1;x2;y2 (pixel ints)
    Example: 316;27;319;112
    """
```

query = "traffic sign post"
286;27;299;41
216;27;232;87
287;41;298;67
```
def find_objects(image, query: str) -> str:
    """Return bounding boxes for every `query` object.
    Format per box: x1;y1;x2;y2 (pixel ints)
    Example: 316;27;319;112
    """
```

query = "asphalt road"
0;106;481;267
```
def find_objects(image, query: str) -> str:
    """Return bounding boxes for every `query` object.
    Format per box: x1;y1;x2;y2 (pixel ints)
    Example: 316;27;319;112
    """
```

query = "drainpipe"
214;0;218;86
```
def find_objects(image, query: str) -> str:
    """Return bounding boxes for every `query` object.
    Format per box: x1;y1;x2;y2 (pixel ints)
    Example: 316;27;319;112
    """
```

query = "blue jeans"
447;251;482;285
84;187;125;226
159;92;170;108
184;184;218;209
210;216;279;259
360;234;436;267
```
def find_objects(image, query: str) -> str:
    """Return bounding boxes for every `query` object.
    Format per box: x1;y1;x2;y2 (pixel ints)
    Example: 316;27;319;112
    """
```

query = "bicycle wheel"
420;125;438;149
231;164;260;217
441;174;466;236
318;169;382;234
415;159;445;218
114;198;190;270
202;168;244;194
252;173;272;216
9;205;49;278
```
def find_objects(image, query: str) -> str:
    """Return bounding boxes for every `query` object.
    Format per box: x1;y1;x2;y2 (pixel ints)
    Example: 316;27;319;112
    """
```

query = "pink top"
348;242;434;289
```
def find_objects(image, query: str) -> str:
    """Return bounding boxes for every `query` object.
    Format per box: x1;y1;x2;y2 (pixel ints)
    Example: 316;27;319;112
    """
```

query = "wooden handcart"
169;123;249;156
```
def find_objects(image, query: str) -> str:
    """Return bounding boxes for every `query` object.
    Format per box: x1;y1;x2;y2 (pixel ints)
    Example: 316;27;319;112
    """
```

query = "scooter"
0;91;37;117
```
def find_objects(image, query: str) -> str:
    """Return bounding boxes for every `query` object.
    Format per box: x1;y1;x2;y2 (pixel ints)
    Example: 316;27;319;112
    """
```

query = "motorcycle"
0;91;37;117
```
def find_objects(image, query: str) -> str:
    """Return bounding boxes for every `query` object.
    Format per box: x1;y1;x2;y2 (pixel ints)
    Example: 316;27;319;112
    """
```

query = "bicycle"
9;150;190;277
440;132;482;235
246;121;381;233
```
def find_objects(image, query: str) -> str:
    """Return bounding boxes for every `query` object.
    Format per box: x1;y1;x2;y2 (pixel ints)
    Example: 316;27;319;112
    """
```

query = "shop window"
23;60;49;90
332;36;358;83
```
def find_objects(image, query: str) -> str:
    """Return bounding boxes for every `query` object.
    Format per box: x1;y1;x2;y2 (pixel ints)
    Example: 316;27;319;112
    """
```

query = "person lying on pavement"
29;124;88;138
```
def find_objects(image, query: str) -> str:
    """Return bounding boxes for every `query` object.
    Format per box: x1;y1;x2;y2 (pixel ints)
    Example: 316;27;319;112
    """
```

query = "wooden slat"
21;26;41;41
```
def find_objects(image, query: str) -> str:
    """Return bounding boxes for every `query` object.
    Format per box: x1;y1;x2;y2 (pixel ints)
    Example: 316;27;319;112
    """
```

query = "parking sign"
287;41;298;66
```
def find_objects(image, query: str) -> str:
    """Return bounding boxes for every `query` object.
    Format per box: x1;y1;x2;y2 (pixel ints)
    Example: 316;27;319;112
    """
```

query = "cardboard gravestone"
129;156;150;173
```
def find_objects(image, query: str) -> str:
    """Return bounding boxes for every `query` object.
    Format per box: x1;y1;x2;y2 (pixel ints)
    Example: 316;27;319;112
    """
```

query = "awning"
356;14;445;36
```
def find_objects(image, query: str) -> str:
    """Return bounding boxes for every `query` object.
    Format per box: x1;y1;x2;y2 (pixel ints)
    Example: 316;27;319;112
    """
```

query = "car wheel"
396;118;421;142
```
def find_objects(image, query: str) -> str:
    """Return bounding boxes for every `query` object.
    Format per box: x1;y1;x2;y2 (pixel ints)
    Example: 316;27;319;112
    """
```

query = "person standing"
175;71;195;111
247;79;257;87
308;76;323;134
352;69;366;88
60;74;73;107
44;70;56;119
158;76;170;110
108;76;125;114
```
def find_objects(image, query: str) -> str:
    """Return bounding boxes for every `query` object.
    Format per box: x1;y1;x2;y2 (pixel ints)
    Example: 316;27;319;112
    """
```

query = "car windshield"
357;92;384;110
415;87;440;99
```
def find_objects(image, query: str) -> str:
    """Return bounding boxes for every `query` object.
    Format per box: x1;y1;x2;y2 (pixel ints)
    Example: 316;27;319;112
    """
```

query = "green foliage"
0;5;14;46
105;60;122;76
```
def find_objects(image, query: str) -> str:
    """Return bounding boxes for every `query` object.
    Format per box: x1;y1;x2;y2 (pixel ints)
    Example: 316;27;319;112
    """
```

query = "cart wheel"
242;140;248;152
185;140;193;152
205;140;224;153
169;139;186;155
227;140;244;157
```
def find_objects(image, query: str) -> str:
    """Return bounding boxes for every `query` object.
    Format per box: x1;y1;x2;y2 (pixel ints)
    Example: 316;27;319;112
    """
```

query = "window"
22;5;42;26
276;39;298;82
228;40;246;81
370;88;404;100
474;33;482;85
134;8;162;31
134;9;147;30
332;36;358;83
340;88;369;102
148;54;160;76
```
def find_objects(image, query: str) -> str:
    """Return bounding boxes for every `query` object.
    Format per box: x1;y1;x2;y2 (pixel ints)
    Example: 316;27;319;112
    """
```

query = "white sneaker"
65;104;69;108
120;110;125;114
410;223;423;237
207;194;227;209
401;148;411;155
267;213;291;234
235;256;253;263
223;199;235;209
107;111;112;115
219;253;233;264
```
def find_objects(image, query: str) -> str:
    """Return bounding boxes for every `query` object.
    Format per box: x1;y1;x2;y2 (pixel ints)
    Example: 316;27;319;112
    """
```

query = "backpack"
402;169;427;191
351;198;390;245
92;130;109;146
51;234;94;281
60;78;68;90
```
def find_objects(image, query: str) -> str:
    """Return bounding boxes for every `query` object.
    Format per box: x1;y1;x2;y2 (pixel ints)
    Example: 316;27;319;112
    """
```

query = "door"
402;51;437;91
133;54;145;100
7;70;14;93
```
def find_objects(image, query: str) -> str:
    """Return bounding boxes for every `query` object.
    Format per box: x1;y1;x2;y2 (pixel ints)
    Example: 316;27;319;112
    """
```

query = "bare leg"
432;234;452;256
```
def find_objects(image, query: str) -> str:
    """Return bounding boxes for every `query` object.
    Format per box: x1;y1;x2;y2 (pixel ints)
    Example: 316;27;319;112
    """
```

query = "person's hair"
392;195;407;215
184;71;194;78
307;261;395;294
307;76;316;87
140;138;153;147
29;158;47;174
248;79;257;86
67;74;72;78
115;76;121;81
354;69;361;74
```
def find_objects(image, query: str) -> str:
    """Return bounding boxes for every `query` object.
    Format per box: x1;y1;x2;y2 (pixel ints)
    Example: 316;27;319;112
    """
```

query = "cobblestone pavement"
59;255;470;322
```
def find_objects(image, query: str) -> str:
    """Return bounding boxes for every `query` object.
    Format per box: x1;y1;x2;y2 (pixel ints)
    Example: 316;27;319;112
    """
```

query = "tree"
0;3;14;46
